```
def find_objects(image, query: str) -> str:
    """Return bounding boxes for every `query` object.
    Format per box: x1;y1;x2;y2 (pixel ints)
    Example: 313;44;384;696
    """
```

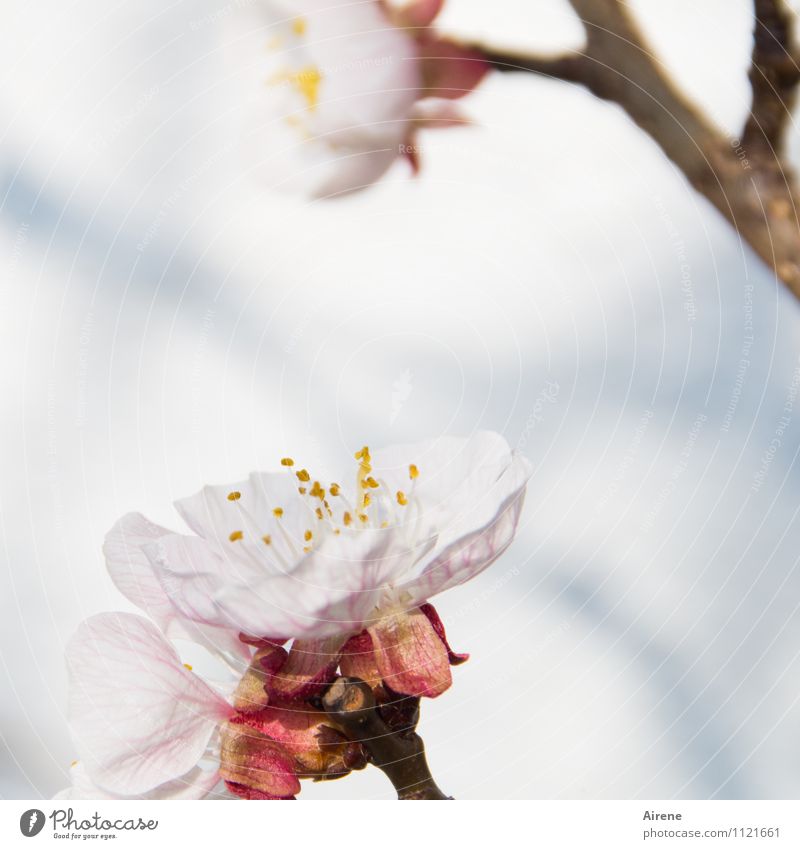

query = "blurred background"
3;0;800;799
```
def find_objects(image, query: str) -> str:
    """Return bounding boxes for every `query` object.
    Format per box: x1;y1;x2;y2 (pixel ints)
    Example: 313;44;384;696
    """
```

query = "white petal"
401;452;531;600
103;513;177;626
105;513;250;662
67;613;229;796
55;761;221;800
371;431;522;549
213;527;413;638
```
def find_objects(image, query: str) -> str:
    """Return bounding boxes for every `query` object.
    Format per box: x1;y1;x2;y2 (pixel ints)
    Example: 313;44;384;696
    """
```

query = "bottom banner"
1;800;795;848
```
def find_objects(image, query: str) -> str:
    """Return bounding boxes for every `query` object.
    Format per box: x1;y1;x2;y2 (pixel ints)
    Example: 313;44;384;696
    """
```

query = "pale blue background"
2;0;800;798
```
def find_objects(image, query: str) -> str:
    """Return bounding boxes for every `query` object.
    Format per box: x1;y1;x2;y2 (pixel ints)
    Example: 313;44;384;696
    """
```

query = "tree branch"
462;0;800;298
744;0;800;152
321;676;450;800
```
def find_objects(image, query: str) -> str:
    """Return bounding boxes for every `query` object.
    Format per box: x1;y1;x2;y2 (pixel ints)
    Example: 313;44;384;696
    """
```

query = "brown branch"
464;0;800;298
321;676;450;800
744;0;800;152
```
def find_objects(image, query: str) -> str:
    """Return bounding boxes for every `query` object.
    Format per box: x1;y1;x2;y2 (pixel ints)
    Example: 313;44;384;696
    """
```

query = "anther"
396;490;408;506
273;507;284;518
280;458;295;467
296;469;311;482
227;491;241;501
229;530;244;542
409;464;419;480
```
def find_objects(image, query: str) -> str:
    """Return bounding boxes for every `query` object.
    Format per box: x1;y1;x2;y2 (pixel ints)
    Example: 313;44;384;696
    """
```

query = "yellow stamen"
292;17;307;36
396;490;408;506
315;507;324;520
329;483;341;496
294;66;322;110
343;511;353;526
273;507;284;518
358;513;369;523
229;530;244;542
310;481;325;499
303;546;312;553
281;457;295;467
354;446;371;462
298;487;307;495
409;463;419;480
262;534;272;545
183;663;193;671
227;491;241;501
296;469;310;482
362;476;379;489
71;760;78;767
304;529;313;542
362;493;371;507
334;528;341;535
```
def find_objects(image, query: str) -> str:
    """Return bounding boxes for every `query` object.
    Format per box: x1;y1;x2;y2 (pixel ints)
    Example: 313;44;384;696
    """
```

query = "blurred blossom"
226;0;488;196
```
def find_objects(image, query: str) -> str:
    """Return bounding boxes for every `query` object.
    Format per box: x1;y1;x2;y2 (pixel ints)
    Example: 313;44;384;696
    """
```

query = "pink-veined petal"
233;644;288;714
219;720;300;799
401;452;530;601
104;513;249;662
212;527;412;639
266;634;346;700
339;630;383;688
67;613;229;796
56;761;221;800
419;602;469;664
367;606;452;697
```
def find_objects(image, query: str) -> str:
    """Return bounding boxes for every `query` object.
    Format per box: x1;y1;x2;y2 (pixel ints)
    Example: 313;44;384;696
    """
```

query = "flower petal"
339;630;383;689
367;606;452;697
103;513;175;624
56;761;221;800
419;602;468;664
212;526;411;638
402;451;530;601
232;644;288;714
266;634;346;700
419;37;490;99
225;0;422;197
105;513;249;662
219;721;300;799
67;613;229;796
